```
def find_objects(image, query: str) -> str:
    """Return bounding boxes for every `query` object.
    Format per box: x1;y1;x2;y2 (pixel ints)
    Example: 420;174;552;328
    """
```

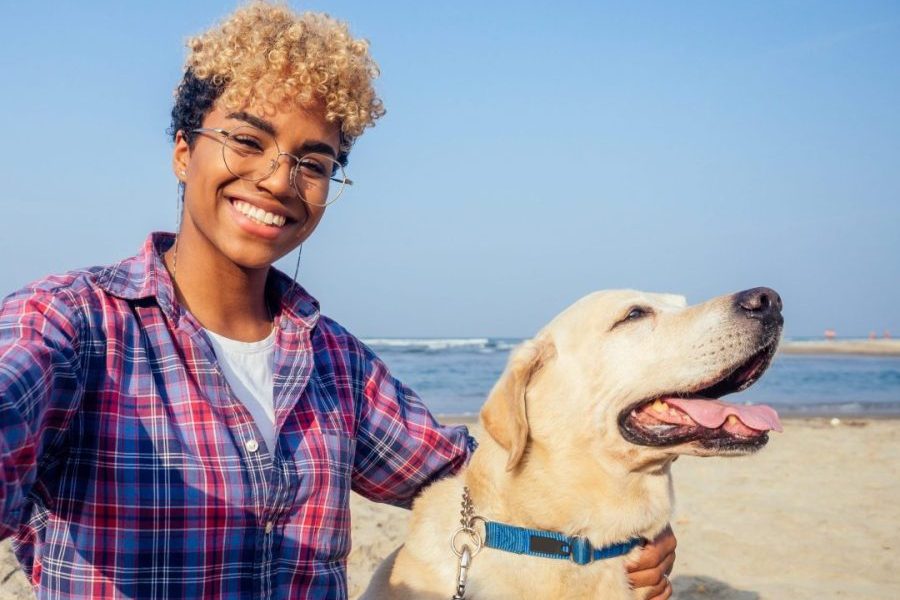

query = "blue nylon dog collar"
483;521;643;565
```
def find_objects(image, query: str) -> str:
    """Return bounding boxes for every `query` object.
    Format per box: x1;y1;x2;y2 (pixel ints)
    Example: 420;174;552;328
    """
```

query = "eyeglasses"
191;126;352;207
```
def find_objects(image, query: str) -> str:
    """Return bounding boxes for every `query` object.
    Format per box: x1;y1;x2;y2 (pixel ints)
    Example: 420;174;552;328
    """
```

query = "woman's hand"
626;524;676;599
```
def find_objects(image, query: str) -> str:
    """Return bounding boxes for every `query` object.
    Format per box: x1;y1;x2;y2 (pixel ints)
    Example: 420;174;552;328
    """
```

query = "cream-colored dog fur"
362;289;781;599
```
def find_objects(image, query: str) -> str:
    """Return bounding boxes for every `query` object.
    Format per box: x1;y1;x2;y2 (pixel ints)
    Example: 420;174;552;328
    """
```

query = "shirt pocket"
298;429;355;562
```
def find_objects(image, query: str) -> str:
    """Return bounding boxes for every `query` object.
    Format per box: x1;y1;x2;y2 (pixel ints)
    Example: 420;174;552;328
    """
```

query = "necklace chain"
168;234;302;329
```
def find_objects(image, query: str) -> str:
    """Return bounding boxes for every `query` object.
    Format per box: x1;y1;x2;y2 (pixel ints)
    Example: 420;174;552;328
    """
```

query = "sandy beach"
342;417;900;599
1;417;897;599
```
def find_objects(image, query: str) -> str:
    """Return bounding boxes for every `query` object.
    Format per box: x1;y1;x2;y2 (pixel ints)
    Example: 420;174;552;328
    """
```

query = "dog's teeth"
652;400;667;413
727;415;739;425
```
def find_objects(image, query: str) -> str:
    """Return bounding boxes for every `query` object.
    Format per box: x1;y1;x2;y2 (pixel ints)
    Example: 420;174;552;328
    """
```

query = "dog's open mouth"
618;340;782;452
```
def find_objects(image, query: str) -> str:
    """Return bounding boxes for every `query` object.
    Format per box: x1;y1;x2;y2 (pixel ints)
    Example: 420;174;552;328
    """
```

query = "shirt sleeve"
0;287;85;538
351;343;477;509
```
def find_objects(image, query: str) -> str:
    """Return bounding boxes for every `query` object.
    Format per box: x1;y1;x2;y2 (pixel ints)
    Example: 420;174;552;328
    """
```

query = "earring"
172;180;185;280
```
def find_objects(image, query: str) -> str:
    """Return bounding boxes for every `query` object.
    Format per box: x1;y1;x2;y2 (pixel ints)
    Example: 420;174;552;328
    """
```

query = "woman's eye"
232;136;264;152
298;158;328;177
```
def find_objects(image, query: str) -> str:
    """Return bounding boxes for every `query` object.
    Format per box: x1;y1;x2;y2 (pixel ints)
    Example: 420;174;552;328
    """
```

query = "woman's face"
172;99;342;271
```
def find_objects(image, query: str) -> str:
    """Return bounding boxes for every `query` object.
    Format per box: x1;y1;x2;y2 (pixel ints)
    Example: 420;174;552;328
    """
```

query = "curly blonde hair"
172;1;384;160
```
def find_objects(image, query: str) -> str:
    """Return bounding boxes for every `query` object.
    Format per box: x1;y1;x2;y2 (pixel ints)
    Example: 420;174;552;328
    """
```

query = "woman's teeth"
232;200;287;227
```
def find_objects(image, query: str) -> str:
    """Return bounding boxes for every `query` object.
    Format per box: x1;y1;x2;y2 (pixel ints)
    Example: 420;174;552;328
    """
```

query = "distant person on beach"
0;2;675;598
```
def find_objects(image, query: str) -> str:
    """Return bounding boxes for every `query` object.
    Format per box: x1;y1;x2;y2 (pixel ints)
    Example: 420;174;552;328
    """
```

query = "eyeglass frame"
190;126;353;207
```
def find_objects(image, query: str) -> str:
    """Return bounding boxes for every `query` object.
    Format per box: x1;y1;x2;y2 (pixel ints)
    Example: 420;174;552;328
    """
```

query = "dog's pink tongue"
664;398;783;433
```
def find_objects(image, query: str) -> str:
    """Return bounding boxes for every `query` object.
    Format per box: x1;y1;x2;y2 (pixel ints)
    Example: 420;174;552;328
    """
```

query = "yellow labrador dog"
362;287;783;599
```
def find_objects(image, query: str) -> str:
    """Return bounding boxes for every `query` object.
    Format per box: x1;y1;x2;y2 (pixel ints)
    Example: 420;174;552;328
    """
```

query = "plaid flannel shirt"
0;232;475;599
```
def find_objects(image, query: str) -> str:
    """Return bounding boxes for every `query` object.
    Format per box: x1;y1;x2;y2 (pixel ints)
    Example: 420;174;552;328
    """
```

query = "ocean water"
363;338;900;417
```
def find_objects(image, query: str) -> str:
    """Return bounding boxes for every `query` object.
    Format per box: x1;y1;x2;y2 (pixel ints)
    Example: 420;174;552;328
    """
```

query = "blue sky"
1;1;897;338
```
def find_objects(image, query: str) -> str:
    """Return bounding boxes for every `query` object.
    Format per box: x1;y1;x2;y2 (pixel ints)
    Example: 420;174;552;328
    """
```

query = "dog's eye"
625;307;648;321
610;306;654;330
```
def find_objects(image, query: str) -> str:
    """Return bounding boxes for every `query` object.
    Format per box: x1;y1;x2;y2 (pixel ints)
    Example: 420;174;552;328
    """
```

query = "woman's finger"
628;550;676;589
626;525;677;574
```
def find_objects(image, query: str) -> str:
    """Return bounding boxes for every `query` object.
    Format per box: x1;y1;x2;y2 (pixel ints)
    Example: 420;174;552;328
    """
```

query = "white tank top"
203;327;277;452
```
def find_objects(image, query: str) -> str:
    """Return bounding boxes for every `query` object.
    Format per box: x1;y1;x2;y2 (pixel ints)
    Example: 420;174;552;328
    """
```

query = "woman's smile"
226;196;294;241
230;197;290;228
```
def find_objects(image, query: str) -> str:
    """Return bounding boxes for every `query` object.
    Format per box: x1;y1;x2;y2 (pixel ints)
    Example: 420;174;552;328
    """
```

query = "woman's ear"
172;130;190;183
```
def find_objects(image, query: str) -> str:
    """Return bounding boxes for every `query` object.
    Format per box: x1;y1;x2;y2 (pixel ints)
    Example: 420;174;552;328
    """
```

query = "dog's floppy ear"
480;336;555;471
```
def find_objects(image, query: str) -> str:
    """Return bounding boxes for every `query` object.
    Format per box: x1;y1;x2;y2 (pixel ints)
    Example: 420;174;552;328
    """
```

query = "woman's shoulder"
1;233;173;323
313;314;404;374
1;264;109;318
314;314;374;357
0;265;116;353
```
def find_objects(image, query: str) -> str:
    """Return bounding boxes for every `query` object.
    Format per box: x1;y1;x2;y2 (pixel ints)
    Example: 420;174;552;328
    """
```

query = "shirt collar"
96;231;321;330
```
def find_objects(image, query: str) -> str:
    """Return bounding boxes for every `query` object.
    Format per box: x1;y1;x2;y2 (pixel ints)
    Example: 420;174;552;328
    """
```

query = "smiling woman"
164;4;384;341
0;3;478;599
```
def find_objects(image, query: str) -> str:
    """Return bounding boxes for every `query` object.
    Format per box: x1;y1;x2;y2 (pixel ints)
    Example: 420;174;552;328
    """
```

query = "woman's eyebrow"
296;141;337;158
227;111;276;136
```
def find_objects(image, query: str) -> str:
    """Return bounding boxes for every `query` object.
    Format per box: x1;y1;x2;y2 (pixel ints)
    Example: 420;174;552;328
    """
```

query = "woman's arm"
0;287;85;538
350;343;475;508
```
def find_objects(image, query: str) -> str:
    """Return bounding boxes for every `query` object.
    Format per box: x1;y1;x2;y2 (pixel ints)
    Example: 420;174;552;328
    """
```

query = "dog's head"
481;288;783;472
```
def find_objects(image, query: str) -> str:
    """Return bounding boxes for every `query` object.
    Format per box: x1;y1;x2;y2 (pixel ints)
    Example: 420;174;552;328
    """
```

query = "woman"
0;3;674;598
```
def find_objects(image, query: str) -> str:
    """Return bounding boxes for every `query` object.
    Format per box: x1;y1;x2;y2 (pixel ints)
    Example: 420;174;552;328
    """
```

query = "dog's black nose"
735;287;783;321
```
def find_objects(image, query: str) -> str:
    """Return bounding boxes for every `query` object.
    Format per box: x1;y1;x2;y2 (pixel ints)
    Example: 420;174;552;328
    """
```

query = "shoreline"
779;339;900;356
366;338;900;357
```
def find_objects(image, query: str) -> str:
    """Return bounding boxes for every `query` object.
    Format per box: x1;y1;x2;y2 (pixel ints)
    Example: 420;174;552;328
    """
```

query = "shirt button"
265;521;274;534
244;439;260;453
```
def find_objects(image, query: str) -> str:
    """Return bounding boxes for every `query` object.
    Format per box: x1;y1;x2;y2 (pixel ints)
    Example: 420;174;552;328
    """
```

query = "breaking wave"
362;338;519;354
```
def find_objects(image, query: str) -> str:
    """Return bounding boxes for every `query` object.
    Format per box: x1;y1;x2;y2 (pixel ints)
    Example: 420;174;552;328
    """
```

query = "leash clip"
451;545;472;600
